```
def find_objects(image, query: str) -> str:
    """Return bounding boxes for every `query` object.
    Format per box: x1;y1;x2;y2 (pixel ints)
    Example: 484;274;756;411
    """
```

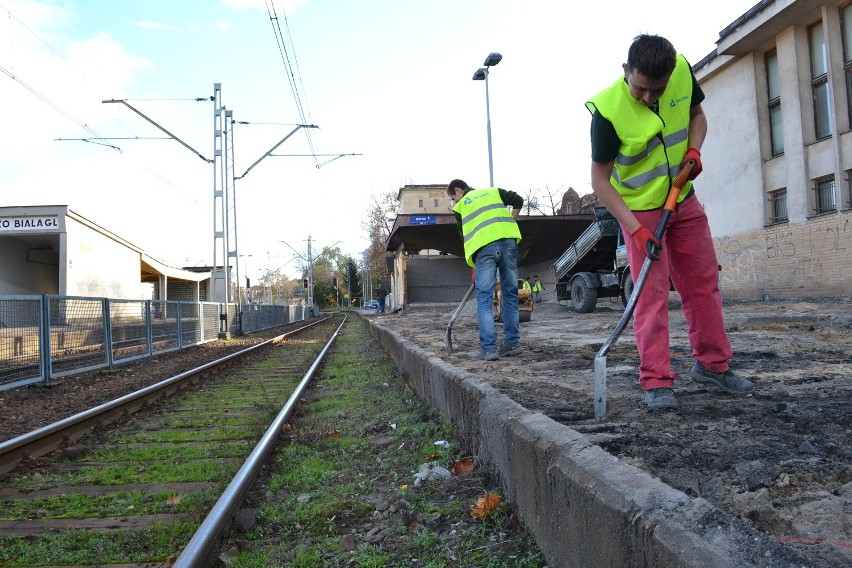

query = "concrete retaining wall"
364;317;807;567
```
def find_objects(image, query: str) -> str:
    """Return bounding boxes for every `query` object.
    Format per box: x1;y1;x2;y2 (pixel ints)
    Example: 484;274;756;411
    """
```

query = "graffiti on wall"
715;236;767;287
714;216;850;297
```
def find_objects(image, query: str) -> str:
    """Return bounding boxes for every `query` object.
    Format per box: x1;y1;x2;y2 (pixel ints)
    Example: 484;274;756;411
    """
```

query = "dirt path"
371;297;852;567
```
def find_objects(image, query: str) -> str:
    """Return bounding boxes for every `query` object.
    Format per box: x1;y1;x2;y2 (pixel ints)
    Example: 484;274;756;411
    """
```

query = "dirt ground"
370;296;852;568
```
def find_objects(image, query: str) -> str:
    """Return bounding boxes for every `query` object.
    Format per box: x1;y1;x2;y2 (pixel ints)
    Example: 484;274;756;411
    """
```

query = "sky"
1;0;758;283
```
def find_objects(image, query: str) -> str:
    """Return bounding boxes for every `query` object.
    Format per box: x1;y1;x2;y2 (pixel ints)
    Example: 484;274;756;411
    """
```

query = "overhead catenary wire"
0;5;206;211
0;63;119;152
264;0;318;164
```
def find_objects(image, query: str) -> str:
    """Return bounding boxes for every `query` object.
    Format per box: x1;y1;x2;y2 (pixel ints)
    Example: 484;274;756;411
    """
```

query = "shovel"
592;160;694;420
446;270;476;355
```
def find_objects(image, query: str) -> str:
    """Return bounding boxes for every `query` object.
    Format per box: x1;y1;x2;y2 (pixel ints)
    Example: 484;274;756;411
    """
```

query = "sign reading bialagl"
0;217;60;232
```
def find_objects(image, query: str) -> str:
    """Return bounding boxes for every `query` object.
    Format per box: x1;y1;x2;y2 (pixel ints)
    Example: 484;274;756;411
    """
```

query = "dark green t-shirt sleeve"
498;188;524;210
590;110;620;163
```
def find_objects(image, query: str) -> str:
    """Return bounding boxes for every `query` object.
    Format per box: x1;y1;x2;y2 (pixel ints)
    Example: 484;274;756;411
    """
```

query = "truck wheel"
519;310;531;323
571;279;597;313
621;272;634;307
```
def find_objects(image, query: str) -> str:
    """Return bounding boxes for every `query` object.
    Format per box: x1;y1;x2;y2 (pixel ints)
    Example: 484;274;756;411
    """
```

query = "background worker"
523;277;532;292
448;179;524;361
532;274;544;303
586;34;754;409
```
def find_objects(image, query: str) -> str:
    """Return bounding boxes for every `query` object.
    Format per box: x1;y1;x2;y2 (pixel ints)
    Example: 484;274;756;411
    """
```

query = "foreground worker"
448;179;523;361
586;34;754;409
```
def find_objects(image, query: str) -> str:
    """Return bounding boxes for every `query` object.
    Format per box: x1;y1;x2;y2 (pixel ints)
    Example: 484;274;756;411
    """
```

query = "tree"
521;185;573;216
342;256;362;304
361;191;398;288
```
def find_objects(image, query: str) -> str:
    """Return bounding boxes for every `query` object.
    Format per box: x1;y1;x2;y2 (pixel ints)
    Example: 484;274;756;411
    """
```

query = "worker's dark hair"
447;179;469;196
626;34;676;80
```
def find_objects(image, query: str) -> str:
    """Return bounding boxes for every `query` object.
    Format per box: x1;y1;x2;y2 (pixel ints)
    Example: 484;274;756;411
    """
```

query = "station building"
0;205;213;301
693;0;851;299
385;185;596;308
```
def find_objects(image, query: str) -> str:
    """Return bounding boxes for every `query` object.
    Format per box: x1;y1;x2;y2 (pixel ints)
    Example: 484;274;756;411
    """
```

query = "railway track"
0;314;345;567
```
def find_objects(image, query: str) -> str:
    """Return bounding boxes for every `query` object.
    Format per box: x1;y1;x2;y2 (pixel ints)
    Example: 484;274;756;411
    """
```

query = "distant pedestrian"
448;178;523;361
376;284;387;314
532;275;544;303
522;277;532;292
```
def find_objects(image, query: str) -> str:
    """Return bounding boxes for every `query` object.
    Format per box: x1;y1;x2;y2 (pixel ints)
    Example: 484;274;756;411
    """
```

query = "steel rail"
173;316;348;567
0;315;334;474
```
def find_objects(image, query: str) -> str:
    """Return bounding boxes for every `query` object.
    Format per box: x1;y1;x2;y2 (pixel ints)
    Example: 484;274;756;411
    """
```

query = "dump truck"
551;207;631;313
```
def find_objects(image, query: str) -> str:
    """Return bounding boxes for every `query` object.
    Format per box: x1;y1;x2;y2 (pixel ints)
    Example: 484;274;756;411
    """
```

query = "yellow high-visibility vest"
586;54;694;210
453;188;522;267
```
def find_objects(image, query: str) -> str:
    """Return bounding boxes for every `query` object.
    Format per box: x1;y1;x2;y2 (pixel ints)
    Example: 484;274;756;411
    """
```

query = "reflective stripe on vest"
586;54;694;210
452;188;522;267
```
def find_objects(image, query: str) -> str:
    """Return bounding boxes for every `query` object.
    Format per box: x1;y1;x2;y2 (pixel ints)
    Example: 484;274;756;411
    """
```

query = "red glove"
682;147;702;180
631;225;662;261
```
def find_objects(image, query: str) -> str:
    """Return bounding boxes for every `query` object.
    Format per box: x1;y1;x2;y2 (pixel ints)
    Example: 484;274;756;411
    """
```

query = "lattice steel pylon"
224;109;240;317
211;84;233;336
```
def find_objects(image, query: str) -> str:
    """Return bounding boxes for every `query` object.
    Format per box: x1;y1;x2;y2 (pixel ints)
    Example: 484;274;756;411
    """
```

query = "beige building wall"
397;184;453;215
694;0;851;300
64;213;145;299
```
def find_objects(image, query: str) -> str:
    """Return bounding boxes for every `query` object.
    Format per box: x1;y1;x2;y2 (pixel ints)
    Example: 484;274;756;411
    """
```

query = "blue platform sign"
410;215;437;225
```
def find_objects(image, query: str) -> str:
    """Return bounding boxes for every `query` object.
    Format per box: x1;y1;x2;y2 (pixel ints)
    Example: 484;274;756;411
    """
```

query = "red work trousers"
622;194;732;391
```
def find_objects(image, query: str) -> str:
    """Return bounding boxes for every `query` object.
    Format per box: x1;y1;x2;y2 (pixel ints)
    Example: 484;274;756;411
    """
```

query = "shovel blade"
593;355;607;420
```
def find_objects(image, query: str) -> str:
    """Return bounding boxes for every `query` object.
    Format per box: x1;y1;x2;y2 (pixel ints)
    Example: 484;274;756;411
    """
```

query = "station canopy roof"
386;214;596;267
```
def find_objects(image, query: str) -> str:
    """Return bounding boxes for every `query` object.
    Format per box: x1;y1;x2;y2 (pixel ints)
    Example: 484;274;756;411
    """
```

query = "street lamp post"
472;52;502;187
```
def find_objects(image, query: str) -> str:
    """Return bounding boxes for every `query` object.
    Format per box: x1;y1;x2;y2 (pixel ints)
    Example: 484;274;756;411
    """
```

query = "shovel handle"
646;160;696;259
663;160;694;212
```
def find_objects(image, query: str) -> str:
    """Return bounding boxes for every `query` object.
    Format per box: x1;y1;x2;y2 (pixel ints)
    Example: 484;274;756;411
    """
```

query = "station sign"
409;215;437;225
0;216;60;232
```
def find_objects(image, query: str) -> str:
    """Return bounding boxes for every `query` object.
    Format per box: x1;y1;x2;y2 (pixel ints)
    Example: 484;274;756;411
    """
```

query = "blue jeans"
474;238;520;353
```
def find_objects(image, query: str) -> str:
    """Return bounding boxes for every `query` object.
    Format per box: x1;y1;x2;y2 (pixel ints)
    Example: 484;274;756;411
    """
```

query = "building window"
845;170;852;210
809;22;832;140
768;189;788;224
418;199;424;208
766;50;784;156
433;199;439;207
814;176;836;214
843;4;852;129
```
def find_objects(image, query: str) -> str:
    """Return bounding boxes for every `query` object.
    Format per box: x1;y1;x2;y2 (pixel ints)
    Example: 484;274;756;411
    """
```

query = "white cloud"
220;0;309;13
132;20;181;32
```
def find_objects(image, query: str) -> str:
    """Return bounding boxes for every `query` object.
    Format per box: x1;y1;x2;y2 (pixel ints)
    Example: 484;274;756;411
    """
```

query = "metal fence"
0;295;310;392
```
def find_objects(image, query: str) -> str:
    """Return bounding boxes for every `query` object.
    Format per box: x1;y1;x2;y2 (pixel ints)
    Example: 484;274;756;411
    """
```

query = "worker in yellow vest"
587;34;753;410
532;274;543;303
448;179;523;361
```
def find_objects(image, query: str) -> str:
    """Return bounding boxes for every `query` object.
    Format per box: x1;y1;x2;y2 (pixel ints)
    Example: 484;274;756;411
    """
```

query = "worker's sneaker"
498;343;522;357
645;388;677;409
473;351;498;361
691;362;754;394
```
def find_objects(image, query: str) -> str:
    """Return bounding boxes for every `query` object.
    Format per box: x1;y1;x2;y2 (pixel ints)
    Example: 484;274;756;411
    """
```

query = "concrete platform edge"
362;315;803;568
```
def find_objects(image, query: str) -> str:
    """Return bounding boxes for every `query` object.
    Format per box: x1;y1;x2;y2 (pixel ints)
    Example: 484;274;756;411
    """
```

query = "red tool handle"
646;160;695;260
